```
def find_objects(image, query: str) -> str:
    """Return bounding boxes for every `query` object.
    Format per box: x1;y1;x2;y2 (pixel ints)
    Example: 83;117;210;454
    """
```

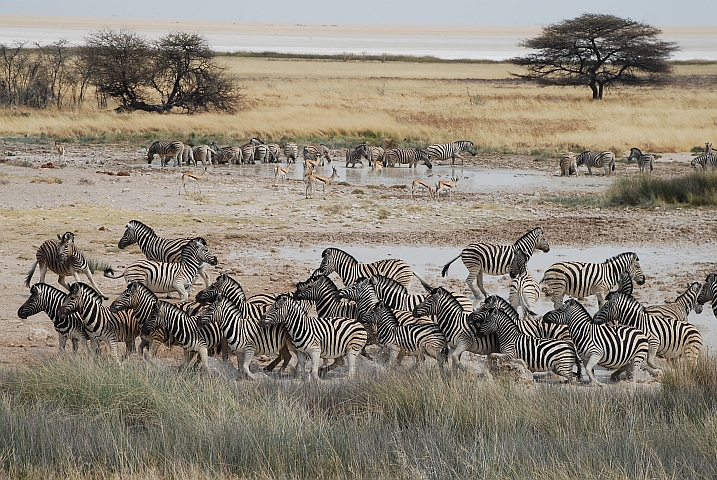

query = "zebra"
180;144;195;166
198;296;296;379
543;299;649;385
294;274;358;319
18;283;92;355
697;273;717;317
644;282;704;324
363;302;448;368
194;274;293;372
384;148;432;169
368;273;473;314
627;147;654;174
691;152;717;170
594;291;702;367
706;142;716;154
283;142;298;164
110;281;210;359
471;307;581;382
144;301;213;372
260;294;367;380
105;238;218;301
541;252;645;309
560;154;576;176
412;287;499;368
26;231;111;300
575;151;615;175
58;282;140;362
442;227;550;300
192;145;214;166
345;145;367;168
469;294;571;342
508;249;540;319
365;146;384;166
147;140;184;167
315;247;414;288
211;145;243;164
240;142;256;164
425;141;476;166
255;144;278;163
117;220;213;287
303;144;332;166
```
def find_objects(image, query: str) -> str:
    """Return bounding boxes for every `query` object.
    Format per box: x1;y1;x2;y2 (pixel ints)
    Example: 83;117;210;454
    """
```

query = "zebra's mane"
675;282;701;303
603;252;638;264
127;281;158;301
514;227;543;247
434;287;464;311
563;298;591;317
322;247;357;265
32;282;64;296
128;220;157;238
71;282;104;304
297;274;340;296
370;274;408;295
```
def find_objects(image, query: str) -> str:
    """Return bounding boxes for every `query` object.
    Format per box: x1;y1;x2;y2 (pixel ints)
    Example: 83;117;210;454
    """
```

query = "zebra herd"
147;138;477;169
17;222;716;385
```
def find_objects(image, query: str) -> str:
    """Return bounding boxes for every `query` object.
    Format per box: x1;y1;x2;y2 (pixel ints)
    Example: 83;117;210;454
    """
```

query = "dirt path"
1;141;715;370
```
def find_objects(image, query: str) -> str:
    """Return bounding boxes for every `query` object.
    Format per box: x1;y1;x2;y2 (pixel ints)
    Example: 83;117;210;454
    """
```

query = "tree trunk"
598;82;604;100
590;81;599;100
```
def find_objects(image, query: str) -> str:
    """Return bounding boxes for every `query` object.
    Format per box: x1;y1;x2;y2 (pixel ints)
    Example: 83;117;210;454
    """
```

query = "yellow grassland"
1;58;715;153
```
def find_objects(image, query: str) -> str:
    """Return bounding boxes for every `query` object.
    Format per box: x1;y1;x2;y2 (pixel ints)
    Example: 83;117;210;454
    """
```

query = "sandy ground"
1;141;715;381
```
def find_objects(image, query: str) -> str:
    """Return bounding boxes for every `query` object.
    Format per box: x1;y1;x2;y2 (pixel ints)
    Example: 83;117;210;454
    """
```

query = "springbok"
436;176;459;200
54;141;66;159
274;163;291;185
305;167;339;198
372;160;384;175
411;179;434;200
180;166;207;194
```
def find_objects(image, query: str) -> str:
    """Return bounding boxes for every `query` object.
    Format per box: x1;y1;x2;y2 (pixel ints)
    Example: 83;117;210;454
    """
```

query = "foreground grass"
606;171;717;207
1;356;716;479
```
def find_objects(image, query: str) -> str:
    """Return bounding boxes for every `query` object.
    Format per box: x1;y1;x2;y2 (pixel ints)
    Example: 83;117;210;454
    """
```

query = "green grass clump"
606;172;717;207
2;356;717;479
543;194;603;207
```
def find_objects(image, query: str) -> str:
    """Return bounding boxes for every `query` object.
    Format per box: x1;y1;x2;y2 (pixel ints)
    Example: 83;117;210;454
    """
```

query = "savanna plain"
1;56;717;479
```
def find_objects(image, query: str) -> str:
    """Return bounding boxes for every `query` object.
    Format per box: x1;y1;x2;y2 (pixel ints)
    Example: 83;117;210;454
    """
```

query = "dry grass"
0;59;715;153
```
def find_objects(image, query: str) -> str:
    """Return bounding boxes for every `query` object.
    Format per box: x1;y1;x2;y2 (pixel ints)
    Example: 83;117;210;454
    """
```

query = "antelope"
706;142;716;154
305;167;339;198
411;179;434;200
274;163;291;185
180;166;207;194
54;141;66;159
372;160;384;175
436;176;459;200
304;158;320;171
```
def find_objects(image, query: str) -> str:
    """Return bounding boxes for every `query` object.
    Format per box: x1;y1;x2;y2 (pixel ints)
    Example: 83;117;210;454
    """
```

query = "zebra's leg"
587;165;593;175
198;346;210;373
449;342;470;370
295;352;307;379
82;268;109;300
644;340;663;376
173;282;189;302
80;338;92;356
197;263;210;287
108;340;121;364
346;350;360;378
58;275;71;292
36;263;48;284
309;349;323;380
596;290;606;309
264;344;292;372
610;364;630;382
58;334;68;354
583;355;603;386
240;349;260;379
475;271;489;298
464;270;483;300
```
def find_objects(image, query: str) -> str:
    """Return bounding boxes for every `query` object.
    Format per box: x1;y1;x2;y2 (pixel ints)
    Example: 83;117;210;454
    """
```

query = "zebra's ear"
57;234;62;241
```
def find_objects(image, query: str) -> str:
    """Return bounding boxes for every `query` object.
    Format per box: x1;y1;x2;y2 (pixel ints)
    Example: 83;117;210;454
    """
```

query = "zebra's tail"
441;254;461;278
103;267;122;279
25;260;38;288
413;272;434;292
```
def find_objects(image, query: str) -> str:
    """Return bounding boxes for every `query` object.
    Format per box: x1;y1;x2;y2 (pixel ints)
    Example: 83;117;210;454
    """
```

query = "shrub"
606;172;717;207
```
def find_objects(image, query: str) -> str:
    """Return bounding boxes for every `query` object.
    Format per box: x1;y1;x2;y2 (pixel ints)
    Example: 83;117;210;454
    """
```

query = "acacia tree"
511;14;678;99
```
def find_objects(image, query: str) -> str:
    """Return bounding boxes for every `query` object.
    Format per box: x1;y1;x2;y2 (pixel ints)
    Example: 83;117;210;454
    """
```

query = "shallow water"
229;244;716;349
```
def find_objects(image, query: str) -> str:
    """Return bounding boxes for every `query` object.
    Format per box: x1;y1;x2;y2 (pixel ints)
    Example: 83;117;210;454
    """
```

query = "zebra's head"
697;275;716;316
196;274;235;305
295;275;337;302
363;302;394;334
183;238;218;266
55;232;77;264
543;298;586;326
58;282;85;319
628;148;641;162
474;308;503;337
143;302;164;337
691;157;700;169
412;287;443;318
118;222;140;249
418;149;432;169
110;281;144;313
614;271;634;296
197;295;228;328
18;283;47;319
261;293;297;327
509;249;529;279
315;248;337;277
626;254;645;286
688;283;704;315
592;292;624;325
338;277;371;302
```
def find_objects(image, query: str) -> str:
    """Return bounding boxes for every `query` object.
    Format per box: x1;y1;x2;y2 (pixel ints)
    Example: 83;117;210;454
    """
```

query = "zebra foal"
560;154;576;176
644;282;703;324
261;294;367;380
26;231;110;299
697;273;717;316
628;147;654;174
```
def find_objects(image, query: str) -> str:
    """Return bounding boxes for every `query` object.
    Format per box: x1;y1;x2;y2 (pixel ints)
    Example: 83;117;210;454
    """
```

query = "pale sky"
2;0;716;26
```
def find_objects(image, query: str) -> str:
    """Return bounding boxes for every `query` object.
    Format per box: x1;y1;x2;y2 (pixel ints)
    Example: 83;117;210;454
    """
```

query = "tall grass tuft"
606;172;717;207
2;356;717;478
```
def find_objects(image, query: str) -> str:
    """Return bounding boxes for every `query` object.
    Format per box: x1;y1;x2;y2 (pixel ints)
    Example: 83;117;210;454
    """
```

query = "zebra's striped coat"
575;151;616;175
628;147;654;174
425;141;476;166
691;152;717;170
384;148;432;169
644;282;704;324
148;140;184;167
697;273;717;317
283;142;298;163
315;247;414;288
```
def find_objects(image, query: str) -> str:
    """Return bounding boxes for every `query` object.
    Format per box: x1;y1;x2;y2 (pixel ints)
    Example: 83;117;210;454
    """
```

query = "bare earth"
1;141;715;375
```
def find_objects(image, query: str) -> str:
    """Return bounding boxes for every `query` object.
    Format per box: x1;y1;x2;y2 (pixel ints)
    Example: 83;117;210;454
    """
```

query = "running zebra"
560;154;576;176
261;294;367;380
508;249;540;319
541;252;645;309
192;145;214;166
26;232;110;299
105;238;218;301
118;220;212;287
303;144;332;166
384;148;432;169
412;287;499;368
470;295;570;342
471;307;581;382
315;247;414;288
595;291;702;366
691;152;717;170
543;299;649;385
147;140;184;167
199;296;296;379
363;302;448;368
365;274;473;314
18;283;92;354
627;147;654;174
365;146;384;166
144;301;213;372
644;282;704;324
284;142;298;164
345;145;367;168
442;227;550;300
425;141;476;166
575;150;615;175
697;273;717;316
59;282;140;362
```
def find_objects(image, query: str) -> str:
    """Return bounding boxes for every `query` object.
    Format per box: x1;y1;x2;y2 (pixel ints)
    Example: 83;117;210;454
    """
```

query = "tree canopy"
511;14;679;99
